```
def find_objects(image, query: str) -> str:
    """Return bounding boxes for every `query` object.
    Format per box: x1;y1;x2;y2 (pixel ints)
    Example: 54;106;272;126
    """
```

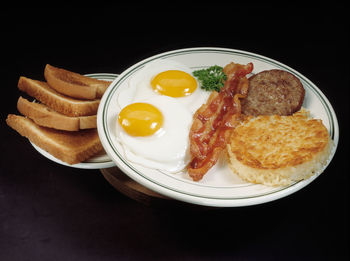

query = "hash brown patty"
226;110;332;186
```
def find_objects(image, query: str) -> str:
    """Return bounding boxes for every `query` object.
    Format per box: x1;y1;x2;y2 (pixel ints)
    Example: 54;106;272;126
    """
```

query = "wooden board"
100;167;214;210
100;167;170;206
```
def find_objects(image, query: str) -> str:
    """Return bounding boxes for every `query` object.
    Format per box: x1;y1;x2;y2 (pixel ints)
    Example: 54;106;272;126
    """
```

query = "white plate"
97;47;339;207
30;73;118;169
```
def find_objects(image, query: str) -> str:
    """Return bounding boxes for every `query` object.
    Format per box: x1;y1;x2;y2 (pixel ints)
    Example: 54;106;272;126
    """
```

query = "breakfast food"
119;60;210;113
44;64;111;100
115;60;210;173
7;64;111;165
8;58;332;187
226;110;332;186
6;115;102;165
241;69;305;116
117;96;193;172
115;59;331;186
188;62;253;181
17;96;97;131
18;76;100;117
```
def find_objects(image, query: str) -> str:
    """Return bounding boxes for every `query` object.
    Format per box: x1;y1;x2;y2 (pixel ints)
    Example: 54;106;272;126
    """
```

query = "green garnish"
193;65;227;92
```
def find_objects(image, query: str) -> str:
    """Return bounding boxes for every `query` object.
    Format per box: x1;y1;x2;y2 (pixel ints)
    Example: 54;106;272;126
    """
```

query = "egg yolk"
118;103;163;137
151;70;197;97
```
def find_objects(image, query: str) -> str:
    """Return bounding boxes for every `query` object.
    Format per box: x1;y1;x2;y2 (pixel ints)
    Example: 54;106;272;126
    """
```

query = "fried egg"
116;96;192;172
118;60;210;113
115;60;209;173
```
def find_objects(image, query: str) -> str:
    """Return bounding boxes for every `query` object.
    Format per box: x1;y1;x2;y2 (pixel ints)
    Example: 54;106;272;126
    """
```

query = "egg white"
117;60;210;113
115;60;211;173
116;95;193;173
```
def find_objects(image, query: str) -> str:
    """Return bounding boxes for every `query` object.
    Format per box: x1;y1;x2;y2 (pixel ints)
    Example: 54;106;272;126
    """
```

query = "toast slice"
44;64;111;100
6;114;103;165
17;96;97;131
78;115;98;130
18;76;100;117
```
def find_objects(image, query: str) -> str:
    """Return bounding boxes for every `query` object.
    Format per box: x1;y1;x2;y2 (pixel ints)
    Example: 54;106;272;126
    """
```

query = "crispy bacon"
188;62;253;181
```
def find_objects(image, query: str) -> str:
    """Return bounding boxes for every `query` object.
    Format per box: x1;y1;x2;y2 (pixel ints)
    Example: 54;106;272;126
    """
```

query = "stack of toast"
6;64;111;165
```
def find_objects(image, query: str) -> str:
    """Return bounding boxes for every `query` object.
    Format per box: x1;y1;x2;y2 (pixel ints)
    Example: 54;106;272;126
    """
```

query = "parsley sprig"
193;65;227;92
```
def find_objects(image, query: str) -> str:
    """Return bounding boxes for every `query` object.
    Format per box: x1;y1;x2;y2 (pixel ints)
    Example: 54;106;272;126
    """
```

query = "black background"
1;4;348;260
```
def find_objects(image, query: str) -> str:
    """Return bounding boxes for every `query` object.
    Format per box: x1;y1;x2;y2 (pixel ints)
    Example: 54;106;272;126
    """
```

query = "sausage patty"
241;69;305;116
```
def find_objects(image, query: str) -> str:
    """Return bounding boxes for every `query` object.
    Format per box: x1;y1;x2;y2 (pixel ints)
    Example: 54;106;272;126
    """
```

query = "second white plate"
30;73;118;169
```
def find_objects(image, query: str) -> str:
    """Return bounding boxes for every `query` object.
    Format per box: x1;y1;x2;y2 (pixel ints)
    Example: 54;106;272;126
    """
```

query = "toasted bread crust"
242;70;305;116
6;114;103;164
18;76;100;117
79;115;97;129
17;96;79;131
44;64;110;99
17;97;97;131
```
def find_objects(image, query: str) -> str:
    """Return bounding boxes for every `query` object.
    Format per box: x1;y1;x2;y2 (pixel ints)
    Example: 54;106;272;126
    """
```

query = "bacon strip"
188;62;253;181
